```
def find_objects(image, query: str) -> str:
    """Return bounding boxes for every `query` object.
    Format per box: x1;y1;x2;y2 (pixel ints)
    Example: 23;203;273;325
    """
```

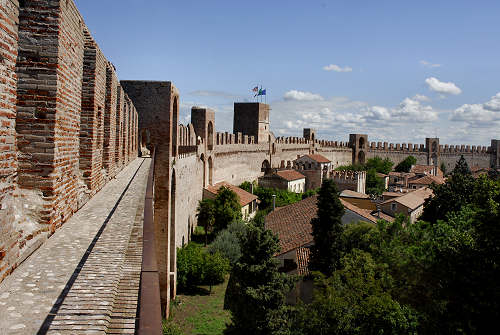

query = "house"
471;166;491;178
377;172;389;190
203;181;259;220
265;195;392;304
380;187;433;223
388;172;416;191
258;169;306;193
339;189;375;211
410;164;444;178
407;175;445;189
293;154;332;171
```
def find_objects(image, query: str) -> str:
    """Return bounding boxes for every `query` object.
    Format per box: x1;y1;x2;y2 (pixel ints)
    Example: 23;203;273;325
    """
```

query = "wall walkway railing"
138;148;163;334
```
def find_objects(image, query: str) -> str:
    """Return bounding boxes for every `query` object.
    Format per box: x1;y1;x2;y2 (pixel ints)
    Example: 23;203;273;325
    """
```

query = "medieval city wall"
0;0;138;283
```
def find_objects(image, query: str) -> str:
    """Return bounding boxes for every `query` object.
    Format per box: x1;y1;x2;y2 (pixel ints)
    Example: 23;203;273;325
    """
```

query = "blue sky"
76;0;500;146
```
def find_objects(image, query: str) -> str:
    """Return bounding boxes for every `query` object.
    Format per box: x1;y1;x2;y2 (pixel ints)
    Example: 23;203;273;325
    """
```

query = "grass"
164;276;231;335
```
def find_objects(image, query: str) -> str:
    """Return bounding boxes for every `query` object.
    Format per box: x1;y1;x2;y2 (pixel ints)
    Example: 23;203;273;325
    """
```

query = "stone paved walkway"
0;158;151;334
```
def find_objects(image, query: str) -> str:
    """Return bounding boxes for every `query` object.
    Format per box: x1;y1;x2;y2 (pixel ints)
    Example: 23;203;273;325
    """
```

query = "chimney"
272;194;276;211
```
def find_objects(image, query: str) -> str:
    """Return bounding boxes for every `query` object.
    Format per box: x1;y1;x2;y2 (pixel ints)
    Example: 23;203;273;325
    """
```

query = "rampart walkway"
0;157;151;334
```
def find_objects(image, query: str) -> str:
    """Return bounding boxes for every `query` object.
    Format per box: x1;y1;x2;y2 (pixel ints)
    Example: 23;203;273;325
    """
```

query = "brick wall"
115;84;125;170
103;62;118;178
0;0;19;282
79;28;106;196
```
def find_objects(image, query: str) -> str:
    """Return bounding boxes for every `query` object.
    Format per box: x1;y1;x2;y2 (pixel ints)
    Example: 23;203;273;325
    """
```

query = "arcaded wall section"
0;0;138;284
79;29;106;201
0;0;19;281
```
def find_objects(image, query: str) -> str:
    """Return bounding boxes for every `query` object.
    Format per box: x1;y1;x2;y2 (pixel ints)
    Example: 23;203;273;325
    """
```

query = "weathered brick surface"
103;62;118;178
79;28;106;194
1;0;139;285
16;0;84;227
115;85;125;170
0;0;19;283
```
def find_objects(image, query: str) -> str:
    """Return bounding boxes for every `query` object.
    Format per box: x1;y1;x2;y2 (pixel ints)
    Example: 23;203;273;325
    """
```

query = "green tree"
309;179;345;276
421;156;475;223
213;186;242;232
366;168;385;195
440;161;447;175
225;223;295;334
394;156;417;172
208;220;248;265
196;199;215;246
365;156;394;174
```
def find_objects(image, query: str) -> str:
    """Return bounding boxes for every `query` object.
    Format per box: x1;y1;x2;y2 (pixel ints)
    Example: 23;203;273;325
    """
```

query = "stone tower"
426;137;440;166
233;102;270;143
303;128;316;141
191;107;215;150
349;134;368;164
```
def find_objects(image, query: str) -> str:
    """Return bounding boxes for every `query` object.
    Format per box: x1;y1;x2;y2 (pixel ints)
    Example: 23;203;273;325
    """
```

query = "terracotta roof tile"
305;154;331;163
340;190;370;199
265;196;317;255
205;181;258;207
276;170;306;181
296;247;310;276
381;187;434;210
340;199;380;224
408;175;445;185
410;165;435;174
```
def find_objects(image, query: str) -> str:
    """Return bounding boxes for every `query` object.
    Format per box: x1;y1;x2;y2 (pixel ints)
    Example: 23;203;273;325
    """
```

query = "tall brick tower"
191;107;215;150
426;137;440;166
349;134;368;164
233;102;270;143
303;128;316;141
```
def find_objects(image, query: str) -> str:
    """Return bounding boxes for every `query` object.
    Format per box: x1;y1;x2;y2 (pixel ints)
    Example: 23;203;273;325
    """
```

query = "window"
391;203;397;211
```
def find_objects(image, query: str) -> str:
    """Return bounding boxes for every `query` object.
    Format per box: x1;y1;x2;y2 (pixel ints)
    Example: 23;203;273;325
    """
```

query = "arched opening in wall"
358;151;366;164
261;159;270;173
312;133;315;142
139;129;151;157
208;156;214;185
200;154;206;187
359;137;365;149
170;169;176;300
432;141;437;152
172;97;179;157
207;121;214;150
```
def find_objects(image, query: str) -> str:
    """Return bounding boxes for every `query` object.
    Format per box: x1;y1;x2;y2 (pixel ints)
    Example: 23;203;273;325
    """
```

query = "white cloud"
366;97;437;122
451;92;500;123
323;64;353;72
425;77;462;95
420;60;441;68
413;94;430;102
283;90;324;101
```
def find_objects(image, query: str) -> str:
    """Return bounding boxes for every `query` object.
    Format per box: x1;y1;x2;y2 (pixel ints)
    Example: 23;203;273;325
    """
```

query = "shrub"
208;221;247;265
177;242;230;292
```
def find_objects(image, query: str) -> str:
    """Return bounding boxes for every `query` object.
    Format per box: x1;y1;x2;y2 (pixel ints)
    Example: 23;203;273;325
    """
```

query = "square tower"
303;128;316;141
426;138;440;166
233;102;270;143
492;139;500;169
191;107;215;150
349;134;368;164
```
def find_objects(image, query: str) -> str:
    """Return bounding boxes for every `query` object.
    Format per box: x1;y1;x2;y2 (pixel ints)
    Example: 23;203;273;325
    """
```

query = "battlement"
369;141;426;152
330;170;367;180
216;131;256;145
440;144;490;154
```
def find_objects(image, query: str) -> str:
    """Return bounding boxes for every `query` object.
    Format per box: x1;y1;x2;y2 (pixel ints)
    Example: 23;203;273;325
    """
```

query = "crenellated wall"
0;0;138;283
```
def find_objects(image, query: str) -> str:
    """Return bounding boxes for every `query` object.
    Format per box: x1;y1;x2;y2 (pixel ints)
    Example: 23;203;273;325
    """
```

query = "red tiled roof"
408;175;444;185
305;154;331;163
296;247;310;276
276;170;306;181
410;165;434;174
381;187;434;210
265;196;317;255
265;195;390;255
205;181;258;207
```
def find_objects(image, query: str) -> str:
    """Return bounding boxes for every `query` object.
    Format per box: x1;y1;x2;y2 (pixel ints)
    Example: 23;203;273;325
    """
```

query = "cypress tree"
309;179;345;276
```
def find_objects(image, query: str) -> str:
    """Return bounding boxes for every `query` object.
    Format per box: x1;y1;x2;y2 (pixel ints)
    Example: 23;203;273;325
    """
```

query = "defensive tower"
233;102;270;143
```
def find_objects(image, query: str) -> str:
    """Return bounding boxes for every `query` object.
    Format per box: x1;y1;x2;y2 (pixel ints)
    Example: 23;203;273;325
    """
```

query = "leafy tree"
335;163;365;171
291;250;418;335
366;168;385;195
440;161;447;175
213;186;242;232
365;156;394;174
196;199;215;246
208;220;248;265
394;156;417;172
204;251;230;292
309;179;345;276
302;188;319;199
225;223;295;334
421;156;475;223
